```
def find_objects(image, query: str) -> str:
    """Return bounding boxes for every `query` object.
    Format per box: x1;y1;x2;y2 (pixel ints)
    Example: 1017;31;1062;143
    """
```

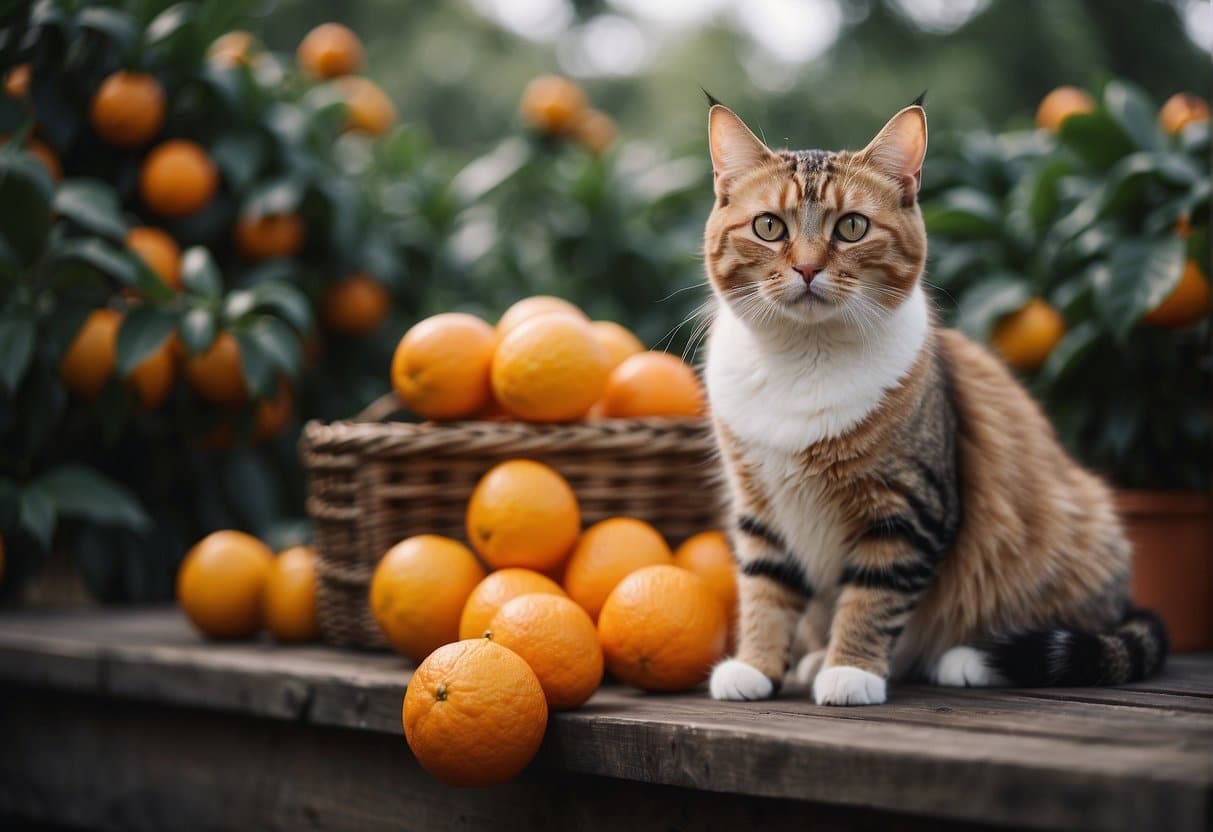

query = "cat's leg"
709;517;811;701
789;600;829;688
815;537;939;706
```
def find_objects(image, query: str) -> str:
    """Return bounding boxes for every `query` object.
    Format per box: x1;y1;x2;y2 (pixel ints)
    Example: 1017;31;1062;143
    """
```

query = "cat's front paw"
709;659;775;701
813;665;887;706
932;646;1002;688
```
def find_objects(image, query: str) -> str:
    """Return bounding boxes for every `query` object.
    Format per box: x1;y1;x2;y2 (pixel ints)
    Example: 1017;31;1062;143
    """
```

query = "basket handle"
354;392;406;423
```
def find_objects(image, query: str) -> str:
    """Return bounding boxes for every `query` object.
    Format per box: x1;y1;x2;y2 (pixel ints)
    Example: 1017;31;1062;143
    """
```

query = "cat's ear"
860;105;927;198
708;105;776;198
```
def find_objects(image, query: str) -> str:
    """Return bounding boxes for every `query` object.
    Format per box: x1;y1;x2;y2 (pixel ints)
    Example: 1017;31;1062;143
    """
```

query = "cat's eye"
834;213;869;242
752;213;788;242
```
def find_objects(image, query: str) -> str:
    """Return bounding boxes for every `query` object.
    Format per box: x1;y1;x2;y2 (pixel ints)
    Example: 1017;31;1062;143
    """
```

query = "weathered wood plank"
0;607;1210;832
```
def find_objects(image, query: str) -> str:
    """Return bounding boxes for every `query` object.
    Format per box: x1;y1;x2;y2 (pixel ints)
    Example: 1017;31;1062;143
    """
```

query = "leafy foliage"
922;81;1211;489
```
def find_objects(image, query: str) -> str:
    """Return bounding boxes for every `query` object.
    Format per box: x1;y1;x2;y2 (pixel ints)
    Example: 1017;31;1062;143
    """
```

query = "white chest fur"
705;287;929;585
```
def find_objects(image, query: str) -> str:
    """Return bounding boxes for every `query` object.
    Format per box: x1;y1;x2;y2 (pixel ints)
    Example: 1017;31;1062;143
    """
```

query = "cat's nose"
793;263;824;284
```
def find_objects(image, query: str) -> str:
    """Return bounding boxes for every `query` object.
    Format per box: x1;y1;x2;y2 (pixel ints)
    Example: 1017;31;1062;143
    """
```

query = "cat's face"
704;104;928;329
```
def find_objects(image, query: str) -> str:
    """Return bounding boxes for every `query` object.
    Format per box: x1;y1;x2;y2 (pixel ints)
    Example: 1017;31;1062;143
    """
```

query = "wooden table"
0;607;1209;832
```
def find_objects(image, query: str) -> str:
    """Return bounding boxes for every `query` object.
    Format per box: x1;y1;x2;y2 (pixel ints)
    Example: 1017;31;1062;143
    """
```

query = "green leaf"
1034;320;1101;392
35;466;150;532
955;274;1031;340
179;305;217;355
922;188;1001;238
211;131;265;192
78;7;139;54
18;483;56;550
1096;237;1187;341
233;329;276;398
144;3;196;48
52;180;128;240
1103;81;1162;152
248;280;312;333
49;238;139;285
242;177;304;219
116;305;176;376
181;246;222;299
1057;112;1135;168
0;151;54;265
0;316;35;394
244;315;301;379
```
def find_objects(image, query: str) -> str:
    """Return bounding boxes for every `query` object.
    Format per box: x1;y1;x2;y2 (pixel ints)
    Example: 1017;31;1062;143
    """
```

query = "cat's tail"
987;608;1169;687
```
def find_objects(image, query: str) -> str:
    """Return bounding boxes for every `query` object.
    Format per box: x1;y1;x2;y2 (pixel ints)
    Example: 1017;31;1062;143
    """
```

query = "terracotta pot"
1118;490;1212;653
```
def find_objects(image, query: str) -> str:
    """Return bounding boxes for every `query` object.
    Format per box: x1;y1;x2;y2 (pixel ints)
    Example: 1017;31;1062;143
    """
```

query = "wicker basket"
301;397;721;649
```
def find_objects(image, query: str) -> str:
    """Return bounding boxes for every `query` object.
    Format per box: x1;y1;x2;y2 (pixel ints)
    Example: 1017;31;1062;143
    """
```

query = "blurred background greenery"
0;0;1208;603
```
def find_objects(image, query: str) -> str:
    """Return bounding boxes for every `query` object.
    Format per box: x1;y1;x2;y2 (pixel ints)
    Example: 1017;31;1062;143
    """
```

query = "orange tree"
922;81;1210;488
0;1;417;599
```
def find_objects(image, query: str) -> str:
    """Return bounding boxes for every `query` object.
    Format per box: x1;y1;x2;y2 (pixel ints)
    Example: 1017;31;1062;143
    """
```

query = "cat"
701;96;1168;706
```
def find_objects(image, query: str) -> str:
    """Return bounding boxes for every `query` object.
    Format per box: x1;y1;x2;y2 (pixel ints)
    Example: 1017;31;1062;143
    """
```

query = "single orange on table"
590;320;644;371
673;531;738;619
177;530;274;639
562;517;673;622
183;331;248;406
492;314;608;422
370;535;486;661
233;213;306;261
140;139;219;218
487;593;603;710
263;545;319;643
990;298;1064;372
403;638;547;787
90;71;165;148
496;295;587;340
392;313;496;420
600;351;704;418
321;273;390;335
466;459;580;572
126;226;182;291
598;564;727;692
297;22;364;79
459;568;566;641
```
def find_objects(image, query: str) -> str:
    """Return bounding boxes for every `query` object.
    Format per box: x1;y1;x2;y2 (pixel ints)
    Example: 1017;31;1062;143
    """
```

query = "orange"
370;535;487;661
673;531;737;619
128;336;175;409
208;31;257;67
492;315;609;422
2;134;64;181
496;295;587;340
466;460;580;572
177;530;274;639
140;139;219;218
1035;86;1095;133
254;380;294;440
263;545;319;643
297;23;364;79
600;351;705;418
4;64;30;98
183;331;249;405
1159;93;1210;135
126;226;182;290
335;76;396;136
233;213;306;261
519;75;588;135
1143;260;1210;328
59;309;120;399
590;320;644;371
321;273;390;335
597;564;727;692
391;313;496;420
90;71;164;148
562;517;673;622
403;638;547;787
575;109;618;155
459;568;566;641
990;298;1065;372
487;593;603;710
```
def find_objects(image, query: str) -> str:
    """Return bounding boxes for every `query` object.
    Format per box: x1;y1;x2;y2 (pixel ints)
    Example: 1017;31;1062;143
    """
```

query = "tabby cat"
702;97;1168;706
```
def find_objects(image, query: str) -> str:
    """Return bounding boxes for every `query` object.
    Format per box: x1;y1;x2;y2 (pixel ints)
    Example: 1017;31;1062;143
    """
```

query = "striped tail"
988;608;1169;687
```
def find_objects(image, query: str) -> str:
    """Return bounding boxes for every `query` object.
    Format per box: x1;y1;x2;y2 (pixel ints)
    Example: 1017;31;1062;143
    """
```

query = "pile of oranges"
392;295;705;423
37;21;398;443
370;458;737;787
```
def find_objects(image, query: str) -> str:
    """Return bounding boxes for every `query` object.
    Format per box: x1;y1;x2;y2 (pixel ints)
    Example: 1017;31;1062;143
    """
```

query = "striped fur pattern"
702;102;1168;706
